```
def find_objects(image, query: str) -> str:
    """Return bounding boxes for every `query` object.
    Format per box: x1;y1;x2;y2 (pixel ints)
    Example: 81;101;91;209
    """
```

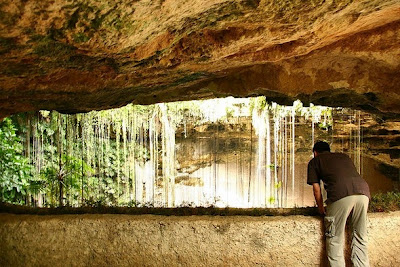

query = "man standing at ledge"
307;141;370;267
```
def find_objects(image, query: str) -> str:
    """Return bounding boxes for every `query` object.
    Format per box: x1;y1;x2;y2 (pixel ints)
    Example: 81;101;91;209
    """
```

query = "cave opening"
1;97;398;210
1;1;400;265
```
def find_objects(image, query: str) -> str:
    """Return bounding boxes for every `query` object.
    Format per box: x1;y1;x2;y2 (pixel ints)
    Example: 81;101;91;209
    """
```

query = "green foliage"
225;107;235;118
73;33;90;43
173;103;201;123
267;164;275;170
268;196;276;204
318;121;332;130
134;144;150;162
40;154;94;206
369;192;400;212
32;35;76;58
249;96;267;114
0;118;33;204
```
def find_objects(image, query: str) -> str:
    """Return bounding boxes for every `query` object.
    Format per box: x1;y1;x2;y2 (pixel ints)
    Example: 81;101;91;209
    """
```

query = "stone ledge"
0;212;399;266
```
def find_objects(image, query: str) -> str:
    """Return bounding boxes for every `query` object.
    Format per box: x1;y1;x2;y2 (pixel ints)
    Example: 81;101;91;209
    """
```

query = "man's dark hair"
313;141;331;153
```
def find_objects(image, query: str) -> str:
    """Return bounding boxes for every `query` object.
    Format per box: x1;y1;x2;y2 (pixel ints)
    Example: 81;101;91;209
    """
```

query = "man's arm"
312;183;325;215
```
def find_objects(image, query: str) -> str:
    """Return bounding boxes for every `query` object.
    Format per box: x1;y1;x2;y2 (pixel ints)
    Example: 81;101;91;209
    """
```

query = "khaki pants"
325;195;369;267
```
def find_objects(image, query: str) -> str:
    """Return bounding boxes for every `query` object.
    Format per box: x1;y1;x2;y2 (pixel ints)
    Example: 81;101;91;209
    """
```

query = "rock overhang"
0;0;399;119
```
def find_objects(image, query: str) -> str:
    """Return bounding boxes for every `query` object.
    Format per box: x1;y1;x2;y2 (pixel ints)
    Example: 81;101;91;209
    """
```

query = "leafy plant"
268;196;276;204
274;181;282;189
369;192;400;212
40;154;94;206
0;118;33;203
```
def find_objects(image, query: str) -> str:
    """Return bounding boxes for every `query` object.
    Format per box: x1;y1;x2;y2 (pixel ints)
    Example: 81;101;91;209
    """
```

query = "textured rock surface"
0;212;400;266
0;0;400;118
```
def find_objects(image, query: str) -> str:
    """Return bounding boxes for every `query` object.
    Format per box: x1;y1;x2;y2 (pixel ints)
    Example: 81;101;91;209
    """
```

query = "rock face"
1;212;400;266
0;0;400;118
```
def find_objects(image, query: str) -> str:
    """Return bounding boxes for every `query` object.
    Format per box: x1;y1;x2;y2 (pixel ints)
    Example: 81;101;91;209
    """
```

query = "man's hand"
318;205;326;216
312;183;326;216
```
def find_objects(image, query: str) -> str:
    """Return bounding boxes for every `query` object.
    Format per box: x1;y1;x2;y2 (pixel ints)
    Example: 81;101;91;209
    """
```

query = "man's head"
313;141;330;157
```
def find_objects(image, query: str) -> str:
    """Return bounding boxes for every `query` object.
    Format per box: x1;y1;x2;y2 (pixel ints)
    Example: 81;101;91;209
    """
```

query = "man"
307;141;370;267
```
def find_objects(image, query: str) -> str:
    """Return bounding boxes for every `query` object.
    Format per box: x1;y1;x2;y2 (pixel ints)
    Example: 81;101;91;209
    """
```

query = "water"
10;97;382;208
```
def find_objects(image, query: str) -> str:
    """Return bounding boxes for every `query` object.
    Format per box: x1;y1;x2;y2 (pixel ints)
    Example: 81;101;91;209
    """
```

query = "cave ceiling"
0;0;400;119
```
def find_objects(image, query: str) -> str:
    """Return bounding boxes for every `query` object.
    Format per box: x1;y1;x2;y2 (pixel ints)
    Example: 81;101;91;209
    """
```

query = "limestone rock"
0;0;399;118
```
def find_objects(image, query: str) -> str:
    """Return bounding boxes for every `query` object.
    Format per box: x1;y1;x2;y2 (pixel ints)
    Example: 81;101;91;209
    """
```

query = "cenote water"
2;97;394;208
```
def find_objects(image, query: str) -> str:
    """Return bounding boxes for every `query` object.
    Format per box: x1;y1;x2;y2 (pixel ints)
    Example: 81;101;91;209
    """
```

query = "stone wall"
1;212;400;266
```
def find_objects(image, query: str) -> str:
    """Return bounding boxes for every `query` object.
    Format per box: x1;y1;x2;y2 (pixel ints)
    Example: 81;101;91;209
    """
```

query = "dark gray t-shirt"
307;152;370;203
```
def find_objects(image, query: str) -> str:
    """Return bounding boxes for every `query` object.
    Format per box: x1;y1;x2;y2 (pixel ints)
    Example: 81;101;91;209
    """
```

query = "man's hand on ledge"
318;206;326;217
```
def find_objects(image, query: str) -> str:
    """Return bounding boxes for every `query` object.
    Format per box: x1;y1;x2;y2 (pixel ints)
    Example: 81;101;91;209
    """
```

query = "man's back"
307;152;370;203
